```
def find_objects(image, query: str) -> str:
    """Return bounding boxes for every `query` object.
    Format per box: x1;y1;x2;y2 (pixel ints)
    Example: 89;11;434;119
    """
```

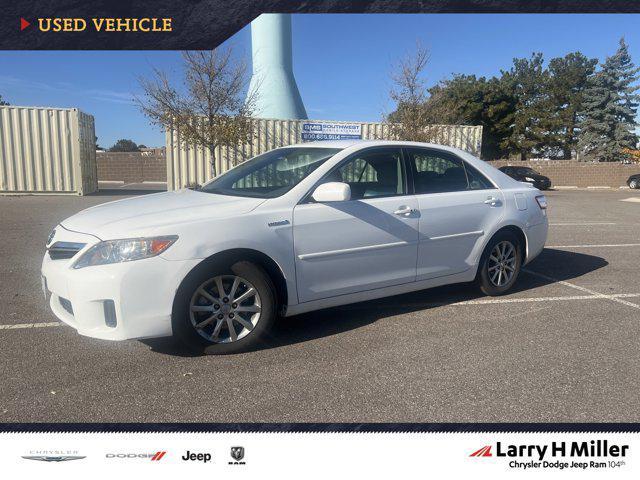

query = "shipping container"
166;118;483;190
0;105;97;195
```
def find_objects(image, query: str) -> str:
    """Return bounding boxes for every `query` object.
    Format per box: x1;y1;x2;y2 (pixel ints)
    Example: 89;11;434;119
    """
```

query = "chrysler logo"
22;455;86;462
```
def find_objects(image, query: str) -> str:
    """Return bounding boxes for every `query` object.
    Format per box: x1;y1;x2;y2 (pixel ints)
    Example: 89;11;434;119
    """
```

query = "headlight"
524;176;535;182
72;236;178;269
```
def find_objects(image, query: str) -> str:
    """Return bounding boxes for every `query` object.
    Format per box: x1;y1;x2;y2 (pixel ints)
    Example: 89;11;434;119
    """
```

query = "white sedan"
41;140;548;354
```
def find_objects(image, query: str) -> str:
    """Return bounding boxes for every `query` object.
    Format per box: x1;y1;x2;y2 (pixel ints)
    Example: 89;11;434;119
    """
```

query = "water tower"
247;14;307;119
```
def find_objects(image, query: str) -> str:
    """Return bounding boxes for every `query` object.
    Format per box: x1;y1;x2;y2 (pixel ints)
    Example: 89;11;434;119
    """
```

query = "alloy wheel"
189;275;262;343
488;240;517;287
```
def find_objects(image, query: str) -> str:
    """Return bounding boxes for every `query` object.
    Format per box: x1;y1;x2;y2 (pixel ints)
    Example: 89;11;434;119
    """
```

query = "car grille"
59;297;74;316
48;241;86;260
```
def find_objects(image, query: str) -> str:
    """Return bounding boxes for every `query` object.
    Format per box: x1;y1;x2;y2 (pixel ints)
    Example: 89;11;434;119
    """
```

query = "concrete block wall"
96;152;639;189
487;160;639;188
97;152;166;183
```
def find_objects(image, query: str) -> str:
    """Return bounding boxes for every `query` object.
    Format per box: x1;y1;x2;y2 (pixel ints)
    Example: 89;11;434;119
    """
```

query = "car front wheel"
172;260;276;355
477;231;522;296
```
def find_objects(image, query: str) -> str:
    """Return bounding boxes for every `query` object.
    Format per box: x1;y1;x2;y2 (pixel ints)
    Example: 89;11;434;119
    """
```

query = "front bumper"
41;231;200;341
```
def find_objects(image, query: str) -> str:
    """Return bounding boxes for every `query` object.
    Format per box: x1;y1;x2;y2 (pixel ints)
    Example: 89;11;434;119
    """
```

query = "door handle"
394;205;415;216
484;196;501;206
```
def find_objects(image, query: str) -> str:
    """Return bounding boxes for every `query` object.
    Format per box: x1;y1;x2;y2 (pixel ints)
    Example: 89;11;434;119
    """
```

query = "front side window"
322;148;405;200
201;147;342;198
406;148;492;194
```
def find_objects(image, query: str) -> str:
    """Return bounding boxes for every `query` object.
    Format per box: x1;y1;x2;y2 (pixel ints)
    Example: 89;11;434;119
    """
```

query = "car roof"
286;140;367;149
284;139;470;155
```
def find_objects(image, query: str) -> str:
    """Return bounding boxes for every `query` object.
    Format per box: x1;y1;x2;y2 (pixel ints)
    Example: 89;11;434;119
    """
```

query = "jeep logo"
182;450;212;463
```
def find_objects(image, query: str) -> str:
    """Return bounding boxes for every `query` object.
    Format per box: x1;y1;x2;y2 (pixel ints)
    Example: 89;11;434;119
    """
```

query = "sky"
0;14;638;148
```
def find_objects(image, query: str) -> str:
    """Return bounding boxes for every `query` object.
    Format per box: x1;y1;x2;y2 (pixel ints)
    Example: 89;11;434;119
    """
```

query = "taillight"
535;195;547;210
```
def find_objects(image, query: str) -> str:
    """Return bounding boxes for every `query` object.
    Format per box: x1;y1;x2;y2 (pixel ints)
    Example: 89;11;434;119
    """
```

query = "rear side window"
464;163;494;190
405;148;493;194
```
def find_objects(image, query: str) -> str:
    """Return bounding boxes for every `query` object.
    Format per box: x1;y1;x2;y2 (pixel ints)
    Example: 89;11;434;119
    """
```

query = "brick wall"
487;160;639;188
97;152;166;183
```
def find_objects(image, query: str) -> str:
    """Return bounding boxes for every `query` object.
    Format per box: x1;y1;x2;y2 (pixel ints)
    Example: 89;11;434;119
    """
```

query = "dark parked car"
627;173;640;189
499;166;551;190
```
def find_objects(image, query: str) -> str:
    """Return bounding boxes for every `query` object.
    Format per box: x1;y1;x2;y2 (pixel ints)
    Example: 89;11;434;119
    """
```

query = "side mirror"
312;182;351;202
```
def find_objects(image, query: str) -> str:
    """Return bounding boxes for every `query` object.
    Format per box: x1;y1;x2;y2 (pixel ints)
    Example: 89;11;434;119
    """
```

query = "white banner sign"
0;431;637;479
301;122;362;141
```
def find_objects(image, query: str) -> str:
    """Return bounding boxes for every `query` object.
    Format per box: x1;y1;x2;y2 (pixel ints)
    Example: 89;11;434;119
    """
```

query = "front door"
293;147;419;303
404;147;504;281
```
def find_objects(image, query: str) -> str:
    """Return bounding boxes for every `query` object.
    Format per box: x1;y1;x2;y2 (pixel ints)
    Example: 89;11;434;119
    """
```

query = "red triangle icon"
20;18;30;31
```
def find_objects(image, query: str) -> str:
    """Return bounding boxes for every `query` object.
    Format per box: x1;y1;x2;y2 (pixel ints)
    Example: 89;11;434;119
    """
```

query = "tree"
501;53;549;160
421;74;483;125
578;38;639;162
136;49;257;177
542;52;597;159
384;42;437;142
420;74;517;159
109;139;140;152
0;94;8;106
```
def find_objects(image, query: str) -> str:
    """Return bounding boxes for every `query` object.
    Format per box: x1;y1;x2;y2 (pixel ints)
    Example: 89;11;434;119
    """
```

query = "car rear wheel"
476;231;522;296
630;179;639;189
172;260;276;355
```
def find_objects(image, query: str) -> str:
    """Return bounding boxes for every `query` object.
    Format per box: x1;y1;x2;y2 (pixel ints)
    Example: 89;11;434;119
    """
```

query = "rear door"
404;148;504;281
293;147;419;303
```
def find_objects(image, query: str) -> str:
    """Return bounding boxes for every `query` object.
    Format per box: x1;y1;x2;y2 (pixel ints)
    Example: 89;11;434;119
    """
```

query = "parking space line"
523;269;640;310
450;293;640;306
547;243;640;248
0;321;63;330
3;283;639;333
3;290;639;333
549;222;617;226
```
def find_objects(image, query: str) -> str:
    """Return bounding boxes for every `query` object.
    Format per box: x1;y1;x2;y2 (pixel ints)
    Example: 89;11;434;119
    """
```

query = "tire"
172;260;277;355
476;231;523;296
630;179;638;189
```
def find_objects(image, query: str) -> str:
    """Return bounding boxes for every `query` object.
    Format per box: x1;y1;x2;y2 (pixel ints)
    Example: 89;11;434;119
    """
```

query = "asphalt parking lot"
1;188;640;423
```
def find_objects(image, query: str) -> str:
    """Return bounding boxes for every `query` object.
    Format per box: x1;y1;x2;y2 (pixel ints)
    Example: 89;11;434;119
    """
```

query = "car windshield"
200;147;343;198
519;167;540;175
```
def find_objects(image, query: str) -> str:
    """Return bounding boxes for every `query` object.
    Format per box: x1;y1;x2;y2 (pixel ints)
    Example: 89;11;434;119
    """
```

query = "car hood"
61;189;267;239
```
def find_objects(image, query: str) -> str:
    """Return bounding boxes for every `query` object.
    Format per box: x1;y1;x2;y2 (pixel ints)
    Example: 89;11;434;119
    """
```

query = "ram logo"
230;446;245;461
